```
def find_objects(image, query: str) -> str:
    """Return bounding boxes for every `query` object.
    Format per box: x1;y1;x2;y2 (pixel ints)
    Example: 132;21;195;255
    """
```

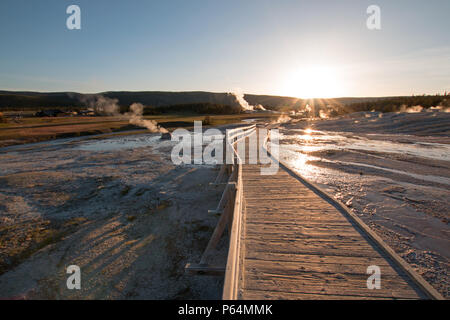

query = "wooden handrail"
222;125;256;300
226;124;256;141
226;124;256;134
185;124;256;284
222;162;243;299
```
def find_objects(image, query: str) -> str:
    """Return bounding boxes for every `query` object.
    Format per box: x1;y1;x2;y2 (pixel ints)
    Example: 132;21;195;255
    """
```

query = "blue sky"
0;0;449;97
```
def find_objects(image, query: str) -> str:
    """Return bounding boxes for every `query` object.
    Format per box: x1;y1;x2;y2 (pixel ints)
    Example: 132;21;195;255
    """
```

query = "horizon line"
1;88;448;100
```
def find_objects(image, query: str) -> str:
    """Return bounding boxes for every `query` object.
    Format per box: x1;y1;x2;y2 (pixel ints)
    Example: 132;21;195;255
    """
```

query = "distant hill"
0;90;387;111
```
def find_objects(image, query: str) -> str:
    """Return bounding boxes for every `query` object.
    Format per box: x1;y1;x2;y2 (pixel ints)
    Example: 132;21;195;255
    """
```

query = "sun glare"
281;65;343;99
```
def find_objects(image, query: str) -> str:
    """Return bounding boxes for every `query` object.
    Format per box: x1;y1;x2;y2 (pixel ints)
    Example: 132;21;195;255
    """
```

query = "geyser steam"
126;103;168;133
81;95;167;133
82;95;120;116
229;90;266;111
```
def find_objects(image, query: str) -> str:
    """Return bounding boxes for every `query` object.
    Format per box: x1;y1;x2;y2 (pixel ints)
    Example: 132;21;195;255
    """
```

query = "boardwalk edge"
263;138;445;300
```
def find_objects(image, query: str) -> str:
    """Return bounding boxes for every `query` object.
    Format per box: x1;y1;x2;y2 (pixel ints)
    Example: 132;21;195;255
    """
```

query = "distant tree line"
1;90;448;115
142;102;242;115
343;94;449;113
0;91;243;114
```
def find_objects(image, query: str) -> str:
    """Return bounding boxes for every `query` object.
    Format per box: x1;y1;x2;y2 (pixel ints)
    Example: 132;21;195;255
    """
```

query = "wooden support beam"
185;263;225;276
223;165;243;300
213;164;226;185
209;182;231;186
200;204;231;265
187;126;255;281
208;209;223;215
214;182;236;212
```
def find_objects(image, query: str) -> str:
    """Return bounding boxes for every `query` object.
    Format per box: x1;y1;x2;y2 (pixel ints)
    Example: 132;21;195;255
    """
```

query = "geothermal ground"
0;133;227;299
0;111;449;299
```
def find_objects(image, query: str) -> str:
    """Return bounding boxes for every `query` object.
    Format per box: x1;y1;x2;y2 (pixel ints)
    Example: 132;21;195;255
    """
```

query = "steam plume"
82;95;120;115
229;90;266;111
429;106;450;112
319;110;330;119
399;105;424;113
274;114;292;124
79;95;167;133
126;103;168;133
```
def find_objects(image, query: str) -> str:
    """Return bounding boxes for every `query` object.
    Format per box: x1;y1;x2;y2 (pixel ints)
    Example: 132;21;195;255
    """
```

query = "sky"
0;0;449;98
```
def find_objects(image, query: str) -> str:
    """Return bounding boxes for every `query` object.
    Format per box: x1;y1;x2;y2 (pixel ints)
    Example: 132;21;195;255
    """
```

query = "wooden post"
223;134;227;164
213;164;226;185
187;125;255;279
200;201;232;265
214;182;235;212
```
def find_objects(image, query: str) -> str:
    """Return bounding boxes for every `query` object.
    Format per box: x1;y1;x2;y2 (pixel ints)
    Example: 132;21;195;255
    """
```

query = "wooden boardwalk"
232;129;438;300
239;163;426;299
187;125;442;300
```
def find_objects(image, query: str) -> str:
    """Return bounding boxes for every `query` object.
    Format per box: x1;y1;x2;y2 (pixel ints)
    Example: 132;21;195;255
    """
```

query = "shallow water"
77;135;163;151
76;131;226;152
281;129;450;162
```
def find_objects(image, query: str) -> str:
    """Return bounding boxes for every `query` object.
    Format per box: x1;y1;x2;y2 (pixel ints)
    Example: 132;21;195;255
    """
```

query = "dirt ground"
0;113;275;148
0;133;227;299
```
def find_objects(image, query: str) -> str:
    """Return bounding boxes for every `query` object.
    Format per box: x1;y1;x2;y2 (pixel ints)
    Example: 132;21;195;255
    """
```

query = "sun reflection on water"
278;127;323;180
279;125;450;187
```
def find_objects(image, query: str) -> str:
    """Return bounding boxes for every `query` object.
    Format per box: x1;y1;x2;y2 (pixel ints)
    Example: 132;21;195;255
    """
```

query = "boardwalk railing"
187;123;443;300
222;124;256;299
185;125;256;291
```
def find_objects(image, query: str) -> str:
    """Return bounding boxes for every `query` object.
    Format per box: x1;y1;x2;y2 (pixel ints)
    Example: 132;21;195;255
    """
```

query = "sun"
281;65;343;99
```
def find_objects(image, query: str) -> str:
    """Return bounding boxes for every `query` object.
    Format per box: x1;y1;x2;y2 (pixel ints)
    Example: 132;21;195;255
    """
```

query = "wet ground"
1;112;448;298
278;111;450;297
0;132;227;299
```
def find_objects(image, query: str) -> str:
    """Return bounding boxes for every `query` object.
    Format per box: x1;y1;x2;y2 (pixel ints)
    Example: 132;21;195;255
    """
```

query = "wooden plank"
243;275;423;299
245;228;363;239
245;258;401;277
245;239;377;253
245;232;367;242
244;209;350;217
245;239;384;258
241;289;395;300
245;236;373;247
244;209;349;216
244;195;321;200
244;202;340;208
245;212;350;220
246;217;351;225
245;220;358;228
244;189;316;195
244;251;392;267
244;223;361;235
